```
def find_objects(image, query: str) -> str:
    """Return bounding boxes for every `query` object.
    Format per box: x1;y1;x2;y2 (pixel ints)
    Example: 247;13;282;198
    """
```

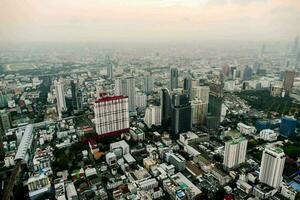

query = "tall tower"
107;63;113;80
54;79;67;119
160;88;171;127
283;70;295;96
171;93;192;140
115;77;136;113
223;137;248;169
143;74;154;94
170;67;178;91
259;147;286;188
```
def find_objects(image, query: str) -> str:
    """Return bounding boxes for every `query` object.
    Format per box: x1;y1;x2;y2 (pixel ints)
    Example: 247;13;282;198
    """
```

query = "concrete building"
191;86;209;102
259;147;286;188
223;137;248;169
191;99;208;125
144;105;161;128
54;79;67;119
115;77;136;113
94;96;129;136
170;67;178;91
283;70;295;96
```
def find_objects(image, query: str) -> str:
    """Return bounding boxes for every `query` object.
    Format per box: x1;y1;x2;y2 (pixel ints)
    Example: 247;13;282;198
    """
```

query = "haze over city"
1;0;300;45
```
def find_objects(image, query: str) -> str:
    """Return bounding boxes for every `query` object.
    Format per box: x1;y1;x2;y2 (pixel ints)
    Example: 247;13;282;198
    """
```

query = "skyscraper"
223;137;248;169
170;67;178;91
94;96;129;136
259;147;286;188
54;79;67;119
242;65;253;81
143;74;154;94
0;110;11;133
283;70;295;96
160;88;171;127
191;86;210;103
171;93;192;140
183;76;192;92
115;77;136;113
207;83;223;129
107;63;113;80
70;80;81;112
191;99;208;125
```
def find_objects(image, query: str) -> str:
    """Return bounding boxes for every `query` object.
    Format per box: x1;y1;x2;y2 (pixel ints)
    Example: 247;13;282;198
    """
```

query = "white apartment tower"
259;147;286;188
223;137;248;169
54;79;67;119
115;77;136;113
94;96;129;136
144;105;161;128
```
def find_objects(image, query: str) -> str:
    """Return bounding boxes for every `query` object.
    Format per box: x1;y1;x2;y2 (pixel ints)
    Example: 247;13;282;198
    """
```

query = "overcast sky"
0;0;299;45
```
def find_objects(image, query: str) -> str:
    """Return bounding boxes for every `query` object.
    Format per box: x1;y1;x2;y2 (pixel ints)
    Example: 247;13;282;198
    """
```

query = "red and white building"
94;96;129;137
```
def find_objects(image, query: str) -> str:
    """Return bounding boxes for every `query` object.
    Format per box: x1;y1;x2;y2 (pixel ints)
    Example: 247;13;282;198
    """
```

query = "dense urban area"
0;40;300;200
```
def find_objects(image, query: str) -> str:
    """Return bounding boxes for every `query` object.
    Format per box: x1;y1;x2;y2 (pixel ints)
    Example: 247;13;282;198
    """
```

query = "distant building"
143;74;154;94
94;96;129;136
135;91;147;108
207;83;223;129
0;110;11;133
191;99;208;125
270;85;284;97
237;122;256;135
107;63;113;80
223;137;248;169
70;80;82;112
190;86;209;102
115;77;136;113
160;88;171;127
170;67;178;91
279;116;297;137
171;93;192;140
54;79;67;118
169;153;186;171
144;105;161;128
183;76;192;95
283;70;295;96
259;129;278;141
242;65;253;81
259;147;285;188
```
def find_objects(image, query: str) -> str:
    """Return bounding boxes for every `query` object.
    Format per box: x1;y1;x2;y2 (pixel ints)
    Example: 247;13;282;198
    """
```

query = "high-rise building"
144;105;161;128
183;76;192;92
283;70;295;96
160;88;171;127
0;110;11;133
259;147;286;188
143;74;154;94
135;91;147;108
191;99;208;125
223;137;248;169
191;86;209;102
94;96;129;136
107;63;113;80
171;93;192;140
242;65;253;81
170;67;178;91
70;80;81;112
279;116;297;137
54;79;67;118
207;83;223;129
115;77;136;113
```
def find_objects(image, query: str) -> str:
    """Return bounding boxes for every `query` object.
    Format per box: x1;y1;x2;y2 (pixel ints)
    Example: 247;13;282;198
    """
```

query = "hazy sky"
0;0;300;45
